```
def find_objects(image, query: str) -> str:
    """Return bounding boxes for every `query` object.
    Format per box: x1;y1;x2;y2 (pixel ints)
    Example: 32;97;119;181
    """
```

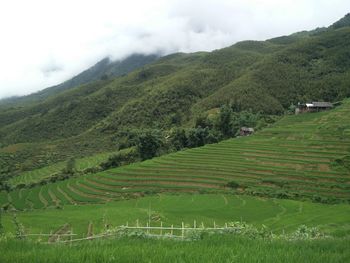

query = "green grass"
2;194;350;238
1;235;349;263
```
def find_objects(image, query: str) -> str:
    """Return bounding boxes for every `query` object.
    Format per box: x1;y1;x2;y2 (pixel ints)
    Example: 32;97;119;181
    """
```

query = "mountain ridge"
0;53;160;108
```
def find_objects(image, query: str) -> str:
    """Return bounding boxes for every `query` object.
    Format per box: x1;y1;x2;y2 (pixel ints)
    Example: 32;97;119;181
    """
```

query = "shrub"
62;158;76;175
12;214;25;240
226;181;240;189
288;225;326;240
100;149;139;170
333;155;350;171
82;166;103;174
137;130;164;160
167;128;187;151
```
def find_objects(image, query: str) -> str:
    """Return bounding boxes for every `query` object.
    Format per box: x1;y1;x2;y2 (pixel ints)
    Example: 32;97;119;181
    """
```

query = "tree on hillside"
186;127;220;148
137;130;163;160
195;114;213;129
168;128;187;151
169;112;182;125
100;149;138;170
237;110;260;128
216;104;235;137
62;158;76;175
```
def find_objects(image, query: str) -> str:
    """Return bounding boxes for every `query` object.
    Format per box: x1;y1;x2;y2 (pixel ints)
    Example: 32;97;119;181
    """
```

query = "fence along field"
17;220;255;243
12;220;323;243
2;194;350;239
1;99;350;211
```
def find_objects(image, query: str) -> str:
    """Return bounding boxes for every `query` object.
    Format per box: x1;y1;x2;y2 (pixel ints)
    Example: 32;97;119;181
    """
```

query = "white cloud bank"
0;0;349;98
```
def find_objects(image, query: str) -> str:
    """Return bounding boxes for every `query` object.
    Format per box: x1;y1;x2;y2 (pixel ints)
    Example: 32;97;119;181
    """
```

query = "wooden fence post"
87;222;93;238
160;222;163;236
194;220;196;229
136;219;139;228
70;229;73;247
181;222;184;239
171;225;173;236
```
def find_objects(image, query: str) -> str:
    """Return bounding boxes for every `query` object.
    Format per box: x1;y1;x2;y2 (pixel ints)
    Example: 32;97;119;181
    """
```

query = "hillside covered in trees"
1;14;350;182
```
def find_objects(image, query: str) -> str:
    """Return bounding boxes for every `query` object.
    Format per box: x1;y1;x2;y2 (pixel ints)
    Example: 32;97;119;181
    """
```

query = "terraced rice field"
2;100;350;210
2;195;350;238
9;151;118;186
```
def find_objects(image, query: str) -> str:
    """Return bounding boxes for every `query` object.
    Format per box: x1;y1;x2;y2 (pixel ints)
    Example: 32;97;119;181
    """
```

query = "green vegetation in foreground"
2;195;350;238
0;235;349;263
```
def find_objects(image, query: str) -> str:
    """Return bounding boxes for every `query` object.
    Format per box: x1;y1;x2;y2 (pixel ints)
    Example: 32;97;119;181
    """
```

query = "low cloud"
0;0;349;98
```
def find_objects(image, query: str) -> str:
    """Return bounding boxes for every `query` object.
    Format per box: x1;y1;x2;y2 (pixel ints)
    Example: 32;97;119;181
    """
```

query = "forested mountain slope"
1;14;350;179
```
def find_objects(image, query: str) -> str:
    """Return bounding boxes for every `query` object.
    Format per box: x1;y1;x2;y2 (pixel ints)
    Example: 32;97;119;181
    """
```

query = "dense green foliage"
137;130;164;160
100;148;139;170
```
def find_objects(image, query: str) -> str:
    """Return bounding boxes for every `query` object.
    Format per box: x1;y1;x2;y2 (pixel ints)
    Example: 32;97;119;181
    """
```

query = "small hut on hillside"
240;127;254;136
295;102;333;114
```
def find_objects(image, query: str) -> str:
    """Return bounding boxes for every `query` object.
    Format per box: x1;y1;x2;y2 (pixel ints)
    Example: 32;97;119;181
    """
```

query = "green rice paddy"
2;100;350;211
2;194;350;238
9;151;117;186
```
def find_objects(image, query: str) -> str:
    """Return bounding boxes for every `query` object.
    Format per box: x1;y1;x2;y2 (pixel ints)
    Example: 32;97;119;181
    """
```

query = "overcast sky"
0;0;349;99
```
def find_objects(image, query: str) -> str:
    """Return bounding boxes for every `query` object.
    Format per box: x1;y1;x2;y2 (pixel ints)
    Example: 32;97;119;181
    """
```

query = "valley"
0;12;350;263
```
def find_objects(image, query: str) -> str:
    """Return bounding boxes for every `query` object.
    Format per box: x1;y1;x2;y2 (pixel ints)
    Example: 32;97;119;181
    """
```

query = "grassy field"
2;194;350;238
1;235;349;263
2;100;350;211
